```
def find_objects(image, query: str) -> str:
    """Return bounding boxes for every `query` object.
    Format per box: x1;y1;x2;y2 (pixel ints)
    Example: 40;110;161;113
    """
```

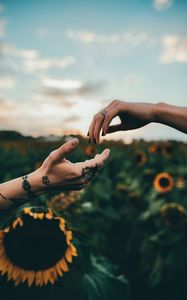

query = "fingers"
88;118;96;144
101;107;119;136
82;148;110;169
88;100;120;144
48;138;79;164
93;114;105;144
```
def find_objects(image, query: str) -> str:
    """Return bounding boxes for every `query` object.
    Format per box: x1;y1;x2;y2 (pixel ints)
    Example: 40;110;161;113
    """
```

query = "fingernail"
71;138;79;146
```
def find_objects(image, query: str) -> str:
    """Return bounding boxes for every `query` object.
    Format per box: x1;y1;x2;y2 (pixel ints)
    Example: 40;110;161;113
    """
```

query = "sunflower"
0;207;77;287
161;143;173;158
148;144;157;154
134;150;147;166
153;172;174;193
85;145;96;158
49;191;83;212
160;203;187;229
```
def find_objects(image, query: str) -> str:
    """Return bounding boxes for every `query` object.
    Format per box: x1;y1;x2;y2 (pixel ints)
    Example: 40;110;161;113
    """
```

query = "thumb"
107;124;123;134
48;138;79;163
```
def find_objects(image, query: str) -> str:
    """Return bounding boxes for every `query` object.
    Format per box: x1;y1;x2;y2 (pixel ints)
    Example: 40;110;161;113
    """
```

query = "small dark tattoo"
0;192;27;209
42;176;50;186
0;192;8;202
82;165;99;183
22;175;36;199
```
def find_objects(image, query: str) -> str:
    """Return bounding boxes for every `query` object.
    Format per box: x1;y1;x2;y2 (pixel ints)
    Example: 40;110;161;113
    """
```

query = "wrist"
28;169;46;196
151;102;167;123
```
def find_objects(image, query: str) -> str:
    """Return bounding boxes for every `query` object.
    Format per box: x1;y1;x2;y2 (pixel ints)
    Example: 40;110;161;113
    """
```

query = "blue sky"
0;0;187;142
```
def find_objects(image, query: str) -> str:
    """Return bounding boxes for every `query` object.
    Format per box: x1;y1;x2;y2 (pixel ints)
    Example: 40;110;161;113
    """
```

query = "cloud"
63;115;81;124
23;56;75;72
0;75;15;89
65;29;149;47
66;29;120;45
41;77;106;100
0;19;7;37
0;43;76;73
159;34;187;63
123;32;149;47
154;0;173;11
0;95;83;136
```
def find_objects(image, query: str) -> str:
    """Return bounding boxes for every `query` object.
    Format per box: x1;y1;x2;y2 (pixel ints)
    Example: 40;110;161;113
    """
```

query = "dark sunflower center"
166;209;185;226
159;177;170;187
3;215;67;270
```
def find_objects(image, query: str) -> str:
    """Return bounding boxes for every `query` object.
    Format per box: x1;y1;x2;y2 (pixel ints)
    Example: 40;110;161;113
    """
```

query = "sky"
0;0;187;142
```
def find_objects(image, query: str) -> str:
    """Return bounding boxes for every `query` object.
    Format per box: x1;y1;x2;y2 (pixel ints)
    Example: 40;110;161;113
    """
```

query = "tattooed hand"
37;138;110;191
0;138;109;210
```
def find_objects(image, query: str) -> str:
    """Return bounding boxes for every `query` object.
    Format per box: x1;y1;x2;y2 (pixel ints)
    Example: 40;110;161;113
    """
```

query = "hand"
36;138;110;192
88;100;155;143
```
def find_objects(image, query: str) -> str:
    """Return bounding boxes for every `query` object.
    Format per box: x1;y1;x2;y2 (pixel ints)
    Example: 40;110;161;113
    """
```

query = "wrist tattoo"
22;175;36;200
42;176;50;186
82;165;99;184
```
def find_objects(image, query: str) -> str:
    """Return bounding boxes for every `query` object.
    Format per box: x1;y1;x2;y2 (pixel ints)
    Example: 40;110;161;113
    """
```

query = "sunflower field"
0;132;187;300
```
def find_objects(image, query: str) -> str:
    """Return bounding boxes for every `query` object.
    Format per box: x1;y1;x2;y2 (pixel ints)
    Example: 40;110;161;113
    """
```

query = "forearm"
153;102;187;134
0;170;45;210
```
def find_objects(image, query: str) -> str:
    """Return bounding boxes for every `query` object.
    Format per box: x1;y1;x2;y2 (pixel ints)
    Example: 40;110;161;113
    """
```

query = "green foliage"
0;135;187;300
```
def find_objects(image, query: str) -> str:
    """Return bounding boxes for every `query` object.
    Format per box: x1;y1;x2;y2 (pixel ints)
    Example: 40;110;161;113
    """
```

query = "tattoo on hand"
22;175;36;200
82;165;99;183
42;176;50;186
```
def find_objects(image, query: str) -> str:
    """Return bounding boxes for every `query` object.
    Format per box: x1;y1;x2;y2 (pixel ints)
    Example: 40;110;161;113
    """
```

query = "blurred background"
0;0;187;142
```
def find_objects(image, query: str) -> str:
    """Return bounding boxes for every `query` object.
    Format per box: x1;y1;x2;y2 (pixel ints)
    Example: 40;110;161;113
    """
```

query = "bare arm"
0;138;110;210
88;100;187;144
154;102;187;134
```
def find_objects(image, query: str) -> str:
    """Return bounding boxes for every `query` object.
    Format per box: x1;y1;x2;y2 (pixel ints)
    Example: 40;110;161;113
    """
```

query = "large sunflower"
153;172;174;193
0;207;77;287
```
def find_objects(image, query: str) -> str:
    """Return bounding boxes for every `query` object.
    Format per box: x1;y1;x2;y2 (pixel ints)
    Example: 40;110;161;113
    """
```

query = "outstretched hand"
37;138;110;191
88;100;155;144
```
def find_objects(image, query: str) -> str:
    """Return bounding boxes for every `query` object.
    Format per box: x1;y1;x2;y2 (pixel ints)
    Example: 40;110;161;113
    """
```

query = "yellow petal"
27;271;35;287
24;207;31;214
43;269;51;285
33;213;38;219
35;271;43;286
45;212;53;220
17;217;23;227
66;231;72;245
12;219;18;229
55;261;63;277
38;213;44;220
69;243;78;257
65;247;73;263
59;258;69;273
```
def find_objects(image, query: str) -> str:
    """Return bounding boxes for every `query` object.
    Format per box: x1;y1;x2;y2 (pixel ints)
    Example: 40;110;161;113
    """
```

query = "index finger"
82;149;110;169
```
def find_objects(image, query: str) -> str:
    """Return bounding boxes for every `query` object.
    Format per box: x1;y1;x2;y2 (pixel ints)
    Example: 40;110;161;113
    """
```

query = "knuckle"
49;151;56;161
